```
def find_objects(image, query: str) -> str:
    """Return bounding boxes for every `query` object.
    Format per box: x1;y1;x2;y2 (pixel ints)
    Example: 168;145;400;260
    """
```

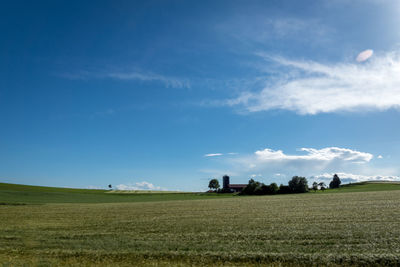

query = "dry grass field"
1;183;400;266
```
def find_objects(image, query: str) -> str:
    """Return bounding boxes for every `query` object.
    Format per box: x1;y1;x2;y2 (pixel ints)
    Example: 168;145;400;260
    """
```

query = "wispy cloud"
90;108;116;118
204;152;238;157
226;51;400;115
204;153;223;157
107;71;190;88
217;16;331;45
115;181;167;191
322;0;396;6
61;70;190;89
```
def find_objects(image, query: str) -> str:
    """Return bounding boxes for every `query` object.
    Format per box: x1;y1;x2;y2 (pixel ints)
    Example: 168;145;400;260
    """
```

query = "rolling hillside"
320;181;400;193
2;181;400;204
0;182;234;204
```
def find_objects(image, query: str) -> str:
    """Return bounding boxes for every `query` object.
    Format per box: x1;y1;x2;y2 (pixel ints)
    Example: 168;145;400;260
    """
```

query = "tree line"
208;174;342;195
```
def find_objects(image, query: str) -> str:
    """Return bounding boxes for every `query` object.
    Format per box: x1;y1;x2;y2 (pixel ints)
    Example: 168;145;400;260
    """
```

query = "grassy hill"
322;181;400;193
0;183;234;204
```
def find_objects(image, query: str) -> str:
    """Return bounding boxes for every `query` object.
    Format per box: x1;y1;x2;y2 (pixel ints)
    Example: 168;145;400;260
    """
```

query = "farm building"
223;175;246;192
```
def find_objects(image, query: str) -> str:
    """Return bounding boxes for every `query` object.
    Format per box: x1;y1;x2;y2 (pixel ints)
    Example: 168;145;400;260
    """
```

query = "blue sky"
1;0;400;191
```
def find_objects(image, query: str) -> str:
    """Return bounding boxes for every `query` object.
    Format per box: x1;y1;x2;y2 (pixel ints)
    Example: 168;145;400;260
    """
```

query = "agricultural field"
1;182;400;266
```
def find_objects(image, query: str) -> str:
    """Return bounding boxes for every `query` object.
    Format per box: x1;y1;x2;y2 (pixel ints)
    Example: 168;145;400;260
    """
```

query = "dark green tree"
288;176;309;193
278;184;292;194
329;174;341;189
242;179;262;195
208;179;220;191
257;183;269;195
269;183;279;194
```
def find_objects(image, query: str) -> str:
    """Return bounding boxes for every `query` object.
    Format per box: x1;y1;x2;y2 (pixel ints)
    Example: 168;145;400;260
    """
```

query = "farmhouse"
223;175;246;192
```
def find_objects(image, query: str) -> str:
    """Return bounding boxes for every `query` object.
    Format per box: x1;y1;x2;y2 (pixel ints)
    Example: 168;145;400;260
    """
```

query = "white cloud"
222;147;376;179
378;155;383;159
255;147;373;162
311;172;400;184
115;181;167;191
204;153;223;157
227;51;400;115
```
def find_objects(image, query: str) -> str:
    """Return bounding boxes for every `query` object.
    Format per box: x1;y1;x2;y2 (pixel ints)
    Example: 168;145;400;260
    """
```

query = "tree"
208;179;220;191
312;182;318;192
108;184;112;189
288;176;309;193
268;183;279;194
241;179;262;195
257;183;269;195
318;182;326;191
278;184;291;194
329;174;341;189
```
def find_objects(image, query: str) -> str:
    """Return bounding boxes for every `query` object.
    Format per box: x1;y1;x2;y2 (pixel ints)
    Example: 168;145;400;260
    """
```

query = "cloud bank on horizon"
229;147;374;172
226;51;400;115
115;181;167;191
203;146;396;185
311;172;400;184
254;147;373;162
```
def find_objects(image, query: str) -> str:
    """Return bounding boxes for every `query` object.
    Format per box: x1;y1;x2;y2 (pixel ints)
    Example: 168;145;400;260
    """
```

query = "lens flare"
356;49;374;62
